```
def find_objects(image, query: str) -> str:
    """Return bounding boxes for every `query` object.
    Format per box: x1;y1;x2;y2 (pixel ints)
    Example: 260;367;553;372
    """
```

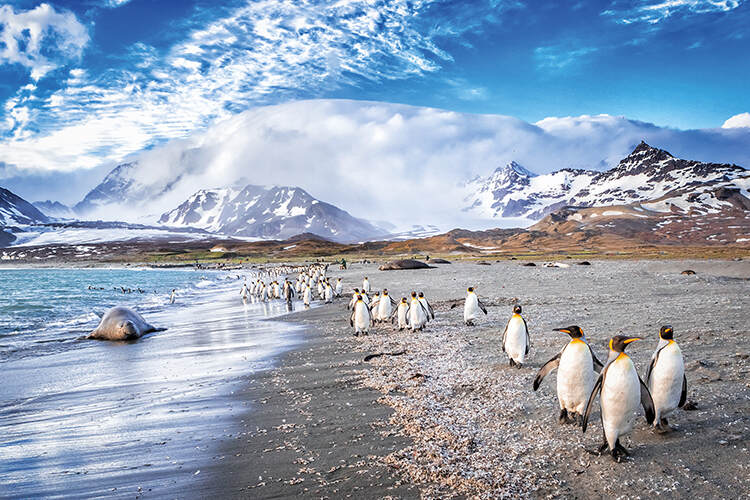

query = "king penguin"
408;291;428;331
393;297;409;330
533;326;604;425
350;294;372;336
646;325;687;432
463;287;487;326
582;335;655;462
501;305;531;368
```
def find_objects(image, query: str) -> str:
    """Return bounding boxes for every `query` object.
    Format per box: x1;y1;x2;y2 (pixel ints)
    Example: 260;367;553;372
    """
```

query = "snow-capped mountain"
73;162;142;215
159;184;387;243
1;188;49;227
464;142;750;219
1;187;50;246
33;200;75;219
464;161;596;219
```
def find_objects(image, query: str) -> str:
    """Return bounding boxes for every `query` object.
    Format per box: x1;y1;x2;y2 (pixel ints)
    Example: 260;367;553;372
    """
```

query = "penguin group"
359;281;688;463
532;325;687;462
237;263;343;309
347;276;435;336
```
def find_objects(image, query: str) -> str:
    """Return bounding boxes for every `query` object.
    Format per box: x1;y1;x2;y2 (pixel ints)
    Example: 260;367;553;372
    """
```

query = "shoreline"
0;270;309;499
192;305;420;498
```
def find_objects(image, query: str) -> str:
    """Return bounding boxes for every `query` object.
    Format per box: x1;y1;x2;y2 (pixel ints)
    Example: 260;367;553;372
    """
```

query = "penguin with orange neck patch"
533;325;603;425
501;305;531;368
583;335;655;462
646;325;687;432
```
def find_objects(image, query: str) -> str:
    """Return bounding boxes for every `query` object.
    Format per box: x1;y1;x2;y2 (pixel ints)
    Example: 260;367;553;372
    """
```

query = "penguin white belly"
378;300;392;320
409;301;426;330
557;341;594;414
649;343;684;420
354;303;370;333
303;288;311;305
504;316;527;363
397;305;408;329
464;295;479;322
601;357;640;449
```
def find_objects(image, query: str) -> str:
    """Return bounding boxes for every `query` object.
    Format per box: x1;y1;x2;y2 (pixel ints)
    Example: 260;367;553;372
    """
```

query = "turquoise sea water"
0;268;228;361
0;267;307;498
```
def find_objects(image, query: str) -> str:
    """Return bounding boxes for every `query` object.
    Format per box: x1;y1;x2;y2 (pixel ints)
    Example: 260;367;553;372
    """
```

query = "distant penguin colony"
231;261;689;464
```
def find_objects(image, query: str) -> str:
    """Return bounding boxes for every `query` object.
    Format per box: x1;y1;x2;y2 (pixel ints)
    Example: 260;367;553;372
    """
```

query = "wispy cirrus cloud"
534;45;598;70
604;0;743;24
0;0;518;174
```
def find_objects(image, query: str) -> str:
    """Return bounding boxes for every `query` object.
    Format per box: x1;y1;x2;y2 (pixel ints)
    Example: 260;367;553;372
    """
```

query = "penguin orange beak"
554;328;571;334
623;337;641;344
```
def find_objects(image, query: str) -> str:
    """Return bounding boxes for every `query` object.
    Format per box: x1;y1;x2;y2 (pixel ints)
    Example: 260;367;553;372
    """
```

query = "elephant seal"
88;306;166;340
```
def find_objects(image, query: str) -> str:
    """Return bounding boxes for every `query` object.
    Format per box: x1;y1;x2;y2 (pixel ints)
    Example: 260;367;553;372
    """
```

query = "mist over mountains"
9;100;750;231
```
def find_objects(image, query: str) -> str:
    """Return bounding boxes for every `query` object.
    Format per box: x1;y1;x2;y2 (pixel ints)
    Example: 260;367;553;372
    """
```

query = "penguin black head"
356;294;363;301
608;335;641;352
554;325;584;339
513;305;522;314
418;292;425;298
353;288;360;292
659;325;674;340
401;297;407;303
383;290;389;296
467;287;474;293
411;291;417;298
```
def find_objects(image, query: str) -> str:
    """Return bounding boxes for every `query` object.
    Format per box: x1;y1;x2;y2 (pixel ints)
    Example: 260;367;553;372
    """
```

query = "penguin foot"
611;440;629;462
515;362;523;369
655;418;673;434
586;442;609;456
509;359;516;368
558;408;569;424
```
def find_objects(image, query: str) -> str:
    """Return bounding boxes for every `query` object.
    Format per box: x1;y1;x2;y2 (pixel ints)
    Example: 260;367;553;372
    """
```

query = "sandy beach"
3;259;748;499
199;259;750;498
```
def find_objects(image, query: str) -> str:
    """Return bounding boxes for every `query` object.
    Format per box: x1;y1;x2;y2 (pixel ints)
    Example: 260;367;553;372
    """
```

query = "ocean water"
0;267;308;498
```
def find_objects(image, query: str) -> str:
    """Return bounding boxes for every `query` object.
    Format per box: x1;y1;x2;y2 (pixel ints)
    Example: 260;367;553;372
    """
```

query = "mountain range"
158;184;387;243
464;141;750;220
2;141;749;249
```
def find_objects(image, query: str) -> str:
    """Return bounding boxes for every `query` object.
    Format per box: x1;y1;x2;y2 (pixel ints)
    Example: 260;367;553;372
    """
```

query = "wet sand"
204;259;750;498
0;281;307;499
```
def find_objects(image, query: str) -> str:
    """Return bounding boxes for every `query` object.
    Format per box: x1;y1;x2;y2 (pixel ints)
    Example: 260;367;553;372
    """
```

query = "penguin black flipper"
679;373;688;407
533;352;561;391
639;376;656;425
426;301;435;320
582;369;606;433
589;346;604;372
522;316;531;354
477;300;488;315
349;310;355;327
646;343;669;384
390;296;397;306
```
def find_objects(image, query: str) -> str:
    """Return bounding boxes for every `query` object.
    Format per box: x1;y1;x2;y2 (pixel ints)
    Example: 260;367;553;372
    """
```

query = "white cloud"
0;0;526;177
71;100;750;230
722;112;750;128
607;0;742;24
0;3;89;80
104;0;133;7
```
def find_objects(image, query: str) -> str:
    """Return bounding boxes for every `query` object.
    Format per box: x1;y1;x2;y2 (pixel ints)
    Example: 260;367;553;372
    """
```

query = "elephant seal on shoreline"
88;306;166;340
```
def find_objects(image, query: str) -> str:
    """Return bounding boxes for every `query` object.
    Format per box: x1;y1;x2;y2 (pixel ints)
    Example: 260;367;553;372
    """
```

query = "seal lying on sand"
88;306;166;340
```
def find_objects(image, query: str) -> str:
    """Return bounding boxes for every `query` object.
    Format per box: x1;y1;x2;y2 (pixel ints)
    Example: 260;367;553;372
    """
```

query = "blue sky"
0;0;749;201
